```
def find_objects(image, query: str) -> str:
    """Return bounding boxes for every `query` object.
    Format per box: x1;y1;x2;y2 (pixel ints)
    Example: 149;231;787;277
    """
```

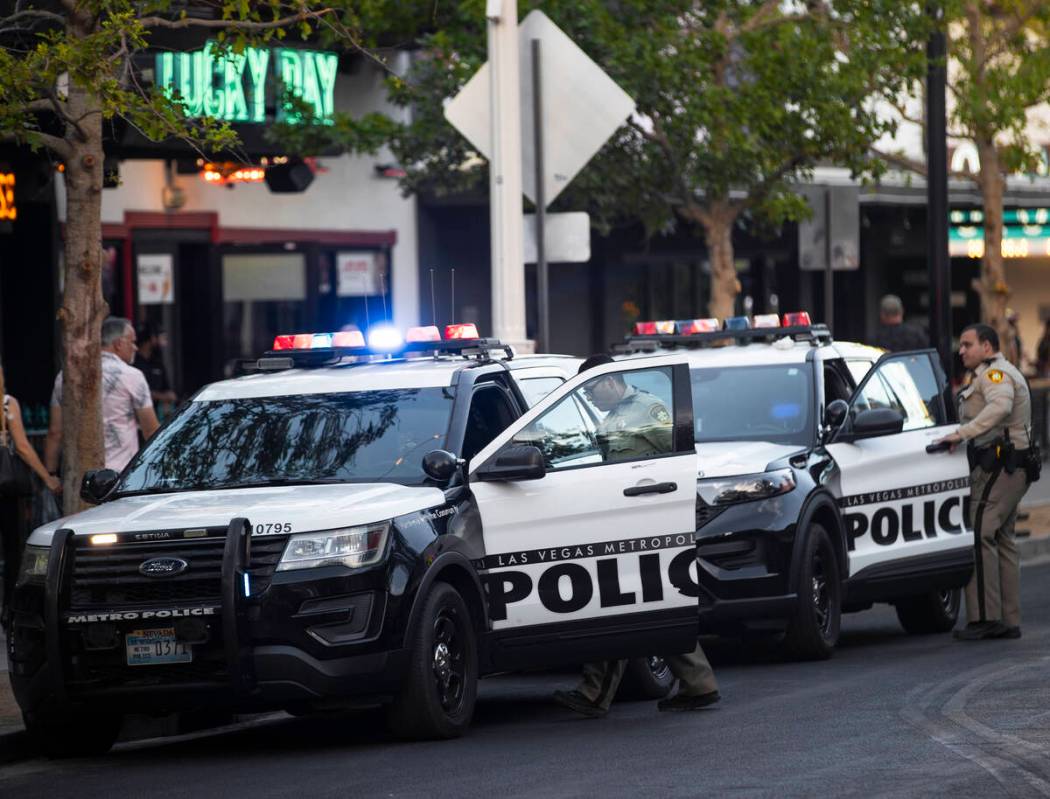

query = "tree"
0;1;394;511
388;0;929;323
947;2;1050;363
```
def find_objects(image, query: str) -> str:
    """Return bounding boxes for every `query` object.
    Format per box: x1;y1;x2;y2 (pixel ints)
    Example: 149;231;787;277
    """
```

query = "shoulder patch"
649;404;672;424
987;369;1004;384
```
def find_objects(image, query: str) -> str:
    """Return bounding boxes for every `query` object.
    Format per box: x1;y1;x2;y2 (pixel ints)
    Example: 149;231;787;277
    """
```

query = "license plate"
125;628;192;666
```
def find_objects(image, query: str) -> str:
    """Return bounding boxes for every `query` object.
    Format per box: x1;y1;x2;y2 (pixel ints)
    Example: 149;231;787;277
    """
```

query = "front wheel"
23;711;122;758
386;583;477;740
895;588;961;634
617;656;676;701
782;524;841;661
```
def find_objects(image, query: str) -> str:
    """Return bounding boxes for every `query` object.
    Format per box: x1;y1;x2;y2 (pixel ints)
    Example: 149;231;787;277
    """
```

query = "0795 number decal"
254;522;292;535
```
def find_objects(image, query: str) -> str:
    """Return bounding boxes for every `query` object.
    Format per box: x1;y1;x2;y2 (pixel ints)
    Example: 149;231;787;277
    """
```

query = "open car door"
468;354;699;670
825;349;972;579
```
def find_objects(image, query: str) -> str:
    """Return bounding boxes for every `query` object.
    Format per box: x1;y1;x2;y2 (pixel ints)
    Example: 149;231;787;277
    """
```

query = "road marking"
902;658;1050;796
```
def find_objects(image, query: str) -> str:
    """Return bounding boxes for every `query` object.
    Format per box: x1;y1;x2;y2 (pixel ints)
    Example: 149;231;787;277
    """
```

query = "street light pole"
927;4;951;370
486;0;529;349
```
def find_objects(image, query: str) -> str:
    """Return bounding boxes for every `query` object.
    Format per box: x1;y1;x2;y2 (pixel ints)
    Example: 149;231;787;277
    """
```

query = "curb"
1020;535;1050;564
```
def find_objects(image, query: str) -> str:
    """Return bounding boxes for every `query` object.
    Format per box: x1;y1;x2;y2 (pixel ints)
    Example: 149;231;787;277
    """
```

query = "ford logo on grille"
138;557;189;578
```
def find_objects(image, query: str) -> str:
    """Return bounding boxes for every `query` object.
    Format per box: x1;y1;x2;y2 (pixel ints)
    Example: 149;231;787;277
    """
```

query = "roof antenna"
430;268;437;327
363;291;370;331
450;267;456;324
379;268;388;322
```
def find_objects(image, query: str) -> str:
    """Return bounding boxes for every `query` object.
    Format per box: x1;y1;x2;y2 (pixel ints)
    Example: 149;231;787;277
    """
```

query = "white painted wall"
62;54;421;328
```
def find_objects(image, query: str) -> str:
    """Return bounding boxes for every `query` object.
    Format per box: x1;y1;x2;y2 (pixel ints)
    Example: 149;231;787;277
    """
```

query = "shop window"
222;253;306;373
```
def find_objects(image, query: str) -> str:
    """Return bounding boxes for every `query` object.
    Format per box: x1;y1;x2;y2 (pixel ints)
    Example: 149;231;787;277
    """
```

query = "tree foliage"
388;0;931;319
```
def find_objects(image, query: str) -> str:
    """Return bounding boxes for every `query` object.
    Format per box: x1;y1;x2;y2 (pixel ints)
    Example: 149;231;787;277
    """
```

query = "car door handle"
925;442;951;454
623;482;678;497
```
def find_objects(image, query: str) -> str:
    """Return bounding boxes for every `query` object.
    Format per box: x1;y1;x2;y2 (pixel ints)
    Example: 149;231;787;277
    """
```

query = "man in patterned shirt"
45;317;160;474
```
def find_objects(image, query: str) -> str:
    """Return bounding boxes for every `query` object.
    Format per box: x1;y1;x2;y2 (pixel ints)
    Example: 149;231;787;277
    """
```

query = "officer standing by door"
553;355;721;717
935;323;1033;640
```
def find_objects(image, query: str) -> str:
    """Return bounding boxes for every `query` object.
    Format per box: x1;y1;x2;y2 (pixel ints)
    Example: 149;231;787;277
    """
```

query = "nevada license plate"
126;627;192;666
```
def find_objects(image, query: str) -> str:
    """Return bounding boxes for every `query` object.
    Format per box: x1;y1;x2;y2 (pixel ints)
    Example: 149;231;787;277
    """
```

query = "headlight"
697;469;796;506
17;545;50;585
276;522;390;572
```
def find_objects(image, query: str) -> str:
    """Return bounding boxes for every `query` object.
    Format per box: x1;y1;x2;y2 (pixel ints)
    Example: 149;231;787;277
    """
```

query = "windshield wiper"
112;477;349;498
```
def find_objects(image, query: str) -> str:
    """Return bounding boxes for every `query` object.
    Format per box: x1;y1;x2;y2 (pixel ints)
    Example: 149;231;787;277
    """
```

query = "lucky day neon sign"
155;43;337;124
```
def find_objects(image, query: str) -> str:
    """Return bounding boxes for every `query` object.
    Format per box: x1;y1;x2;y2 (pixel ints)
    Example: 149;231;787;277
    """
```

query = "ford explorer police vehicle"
8;324;704;755
623;313;973;660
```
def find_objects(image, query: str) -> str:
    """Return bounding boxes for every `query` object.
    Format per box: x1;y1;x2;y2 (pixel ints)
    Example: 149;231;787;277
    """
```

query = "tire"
617;656;677;701
23;711;122;758
386;583;477;740
782;523;842;661
894;588;961;634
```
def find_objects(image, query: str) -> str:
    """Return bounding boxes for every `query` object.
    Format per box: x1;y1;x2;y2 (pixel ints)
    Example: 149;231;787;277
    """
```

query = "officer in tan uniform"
553;355;721;717
935;323;1033;641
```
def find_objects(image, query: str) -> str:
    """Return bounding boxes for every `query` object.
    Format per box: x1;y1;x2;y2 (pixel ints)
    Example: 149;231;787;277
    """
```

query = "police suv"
624;313;973;660
9;324;707;755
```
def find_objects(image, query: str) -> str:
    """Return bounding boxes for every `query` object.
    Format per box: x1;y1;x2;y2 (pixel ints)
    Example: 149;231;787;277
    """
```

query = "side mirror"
422;449;462;483
80;469;120;504
851;408;905;440
475;445;546;482
825;399;849;431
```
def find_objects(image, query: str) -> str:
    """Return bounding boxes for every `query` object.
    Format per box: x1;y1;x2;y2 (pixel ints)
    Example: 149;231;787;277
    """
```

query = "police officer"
935;323;1033;641
553;355;720;717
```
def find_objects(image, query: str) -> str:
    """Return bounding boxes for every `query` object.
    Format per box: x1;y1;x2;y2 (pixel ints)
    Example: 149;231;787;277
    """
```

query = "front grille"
70;533;288;608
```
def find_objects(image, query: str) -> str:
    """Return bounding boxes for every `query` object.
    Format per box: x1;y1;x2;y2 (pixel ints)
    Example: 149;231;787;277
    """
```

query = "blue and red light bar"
267;322;497;359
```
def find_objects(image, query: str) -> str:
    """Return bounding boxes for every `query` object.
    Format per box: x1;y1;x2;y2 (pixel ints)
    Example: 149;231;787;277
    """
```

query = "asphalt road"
5;563;1050;798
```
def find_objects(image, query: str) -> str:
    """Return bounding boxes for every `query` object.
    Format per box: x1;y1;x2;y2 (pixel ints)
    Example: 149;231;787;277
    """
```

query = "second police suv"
7;315;972;754
623;313;972;658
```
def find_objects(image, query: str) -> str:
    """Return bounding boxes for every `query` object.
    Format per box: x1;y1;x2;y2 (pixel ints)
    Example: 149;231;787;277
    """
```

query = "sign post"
446;10;635;351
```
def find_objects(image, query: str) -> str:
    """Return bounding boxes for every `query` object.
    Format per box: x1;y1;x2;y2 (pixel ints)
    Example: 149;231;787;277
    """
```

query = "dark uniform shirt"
596;386;674;461
873;322;928;353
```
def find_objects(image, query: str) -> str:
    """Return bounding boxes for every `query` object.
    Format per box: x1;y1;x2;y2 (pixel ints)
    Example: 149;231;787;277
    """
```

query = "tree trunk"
700;203;741;321
973;140;1015;365
59;78;107;513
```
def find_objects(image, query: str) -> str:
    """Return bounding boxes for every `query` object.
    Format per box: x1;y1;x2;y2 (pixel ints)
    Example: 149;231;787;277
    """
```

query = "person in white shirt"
44;317;161;475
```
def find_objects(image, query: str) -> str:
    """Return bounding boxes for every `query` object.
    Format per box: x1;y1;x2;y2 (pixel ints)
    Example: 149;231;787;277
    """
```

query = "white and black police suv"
8;323;706;755
623;312;973;660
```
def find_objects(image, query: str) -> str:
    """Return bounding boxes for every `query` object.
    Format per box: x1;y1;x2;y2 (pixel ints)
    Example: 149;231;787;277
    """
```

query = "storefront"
99;210;398;397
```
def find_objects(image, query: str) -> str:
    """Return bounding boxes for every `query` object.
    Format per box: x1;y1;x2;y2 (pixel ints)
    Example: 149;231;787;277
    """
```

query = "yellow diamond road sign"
444;10;636;209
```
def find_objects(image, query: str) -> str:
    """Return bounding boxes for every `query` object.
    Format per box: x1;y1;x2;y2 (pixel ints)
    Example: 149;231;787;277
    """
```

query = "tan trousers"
965;465;1029;626
577;641;718;711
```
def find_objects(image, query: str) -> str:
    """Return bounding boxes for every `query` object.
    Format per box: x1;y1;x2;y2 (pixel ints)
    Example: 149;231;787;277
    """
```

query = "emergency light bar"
623;312;830;349
263;322;508;366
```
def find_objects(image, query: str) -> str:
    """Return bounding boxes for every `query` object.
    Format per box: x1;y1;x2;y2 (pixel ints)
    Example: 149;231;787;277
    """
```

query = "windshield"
691;364;813;446
116;389;454;495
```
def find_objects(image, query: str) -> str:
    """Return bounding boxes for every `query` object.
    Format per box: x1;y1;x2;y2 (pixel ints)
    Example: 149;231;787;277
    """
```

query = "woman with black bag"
1;366;61;626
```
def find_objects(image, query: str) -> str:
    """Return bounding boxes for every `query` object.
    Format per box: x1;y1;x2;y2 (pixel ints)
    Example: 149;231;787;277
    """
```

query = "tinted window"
691;365;814;446
117;389;453;493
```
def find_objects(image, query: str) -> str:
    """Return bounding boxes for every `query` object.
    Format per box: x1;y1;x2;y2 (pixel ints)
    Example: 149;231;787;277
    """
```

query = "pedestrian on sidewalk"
44;316;160;477
935;323;1033;641
873;294;928;353
552;355;720;717
1;365;61;628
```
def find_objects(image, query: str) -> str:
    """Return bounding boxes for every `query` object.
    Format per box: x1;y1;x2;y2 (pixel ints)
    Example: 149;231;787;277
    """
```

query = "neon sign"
0;173;14;222
949;223;1050;259
155;44;337;124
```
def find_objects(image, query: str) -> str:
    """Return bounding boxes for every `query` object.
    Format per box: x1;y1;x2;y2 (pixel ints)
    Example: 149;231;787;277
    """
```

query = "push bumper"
11;519;410;716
